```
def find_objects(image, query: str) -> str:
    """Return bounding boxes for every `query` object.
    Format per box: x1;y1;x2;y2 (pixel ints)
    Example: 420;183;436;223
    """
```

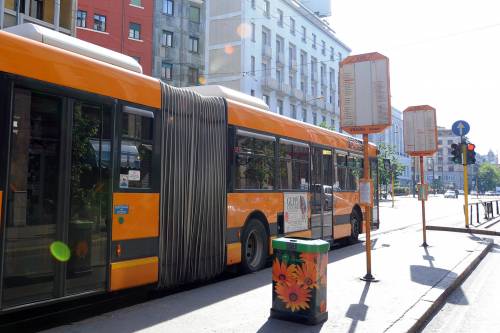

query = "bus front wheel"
241;219;268;273
348;210;361;244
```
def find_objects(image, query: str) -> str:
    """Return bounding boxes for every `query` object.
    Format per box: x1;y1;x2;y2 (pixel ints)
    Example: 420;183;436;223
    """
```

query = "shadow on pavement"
257;316;324;333
345;282;371;333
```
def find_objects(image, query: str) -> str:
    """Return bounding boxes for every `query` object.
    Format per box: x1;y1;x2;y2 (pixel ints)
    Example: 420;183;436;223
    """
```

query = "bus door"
1;85;111;309
310;147;334;240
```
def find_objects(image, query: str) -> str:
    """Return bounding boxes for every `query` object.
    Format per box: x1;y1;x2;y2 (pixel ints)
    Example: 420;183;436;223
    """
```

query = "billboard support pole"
419;156;428;247
463;143;470;228
361;134;376;281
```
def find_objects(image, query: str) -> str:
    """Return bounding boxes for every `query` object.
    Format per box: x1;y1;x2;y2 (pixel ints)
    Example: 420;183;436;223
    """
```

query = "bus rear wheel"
348;210;361;244
241;219;268;273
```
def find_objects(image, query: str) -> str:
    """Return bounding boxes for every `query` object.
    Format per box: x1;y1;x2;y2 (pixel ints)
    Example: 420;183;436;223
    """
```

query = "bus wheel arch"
240;211;269;273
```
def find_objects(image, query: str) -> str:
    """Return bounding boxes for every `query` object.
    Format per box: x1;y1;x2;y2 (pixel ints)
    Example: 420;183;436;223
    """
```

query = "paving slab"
42;227;493;333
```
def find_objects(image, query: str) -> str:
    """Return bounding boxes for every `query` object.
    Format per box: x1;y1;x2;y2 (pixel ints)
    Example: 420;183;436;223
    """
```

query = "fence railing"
468;200;500;225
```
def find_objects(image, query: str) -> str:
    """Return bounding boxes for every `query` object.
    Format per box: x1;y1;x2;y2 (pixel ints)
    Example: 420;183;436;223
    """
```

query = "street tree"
477;163;500;192
377;143;405;198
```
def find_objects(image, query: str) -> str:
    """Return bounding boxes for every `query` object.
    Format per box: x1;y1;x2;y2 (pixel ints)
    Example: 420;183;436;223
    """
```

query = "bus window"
279;139;310;190
120;106;154;189
234;129;275;190
335;152;347;191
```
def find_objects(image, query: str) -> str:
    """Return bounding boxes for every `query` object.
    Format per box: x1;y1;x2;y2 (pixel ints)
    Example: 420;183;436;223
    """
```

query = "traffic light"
466;143;476;164
451;143;462;164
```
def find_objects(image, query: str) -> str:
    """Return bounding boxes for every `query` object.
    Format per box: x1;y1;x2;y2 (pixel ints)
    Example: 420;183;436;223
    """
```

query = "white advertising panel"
284;192;309;233
403;106;438;156
340;52;391;134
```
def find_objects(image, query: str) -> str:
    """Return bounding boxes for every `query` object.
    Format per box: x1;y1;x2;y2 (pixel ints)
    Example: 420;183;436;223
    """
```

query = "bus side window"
119;106;154;189
234;129;276;190
335;152;347;191
279;139;310;191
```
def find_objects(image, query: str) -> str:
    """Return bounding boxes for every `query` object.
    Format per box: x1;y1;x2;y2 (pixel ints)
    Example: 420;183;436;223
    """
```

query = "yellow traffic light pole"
463;144;469;228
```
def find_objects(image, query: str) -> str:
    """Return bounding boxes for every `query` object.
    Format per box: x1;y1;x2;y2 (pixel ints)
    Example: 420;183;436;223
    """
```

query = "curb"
385;238;493;333
426;225;500;236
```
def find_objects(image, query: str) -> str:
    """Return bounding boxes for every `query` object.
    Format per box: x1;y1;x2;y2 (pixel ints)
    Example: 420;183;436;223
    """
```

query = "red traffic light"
467;143;475;151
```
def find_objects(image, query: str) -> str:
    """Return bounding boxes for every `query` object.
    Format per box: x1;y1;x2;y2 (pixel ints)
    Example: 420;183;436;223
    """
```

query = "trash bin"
68;219;94;277
270;237;329;325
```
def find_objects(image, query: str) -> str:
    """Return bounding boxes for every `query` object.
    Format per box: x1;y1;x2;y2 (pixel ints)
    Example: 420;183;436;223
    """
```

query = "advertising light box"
403;105;438;156
340;52;391;134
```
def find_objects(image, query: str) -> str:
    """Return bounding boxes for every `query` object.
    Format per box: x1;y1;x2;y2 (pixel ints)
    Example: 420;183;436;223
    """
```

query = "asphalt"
41;224;494;333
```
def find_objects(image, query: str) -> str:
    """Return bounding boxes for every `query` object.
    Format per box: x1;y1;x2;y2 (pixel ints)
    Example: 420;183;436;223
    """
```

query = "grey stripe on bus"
226;223;278;243
335;214;351;225
111;237;159;262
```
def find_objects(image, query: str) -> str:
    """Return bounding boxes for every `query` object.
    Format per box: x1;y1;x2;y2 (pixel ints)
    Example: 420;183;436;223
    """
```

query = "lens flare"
224;44;234;55
50;241;71;262
236;23;251;39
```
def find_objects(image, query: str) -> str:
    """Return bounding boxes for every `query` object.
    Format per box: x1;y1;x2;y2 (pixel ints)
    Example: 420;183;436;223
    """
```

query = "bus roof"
0;27;161;108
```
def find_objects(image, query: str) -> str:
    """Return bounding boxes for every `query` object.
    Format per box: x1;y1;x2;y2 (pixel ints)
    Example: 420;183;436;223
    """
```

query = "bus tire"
241;219;268;273
348;210;361;244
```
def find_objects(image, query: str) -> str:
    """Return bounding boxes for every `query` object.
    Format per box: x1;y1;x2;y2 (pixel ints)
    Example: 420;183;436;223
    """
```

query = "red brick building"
75;0;153;75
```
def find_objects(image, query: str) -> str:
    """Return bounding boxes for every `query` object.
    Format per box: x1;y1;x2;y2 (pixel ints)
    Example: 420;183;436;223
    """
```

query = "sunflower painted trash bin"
270;237;329;325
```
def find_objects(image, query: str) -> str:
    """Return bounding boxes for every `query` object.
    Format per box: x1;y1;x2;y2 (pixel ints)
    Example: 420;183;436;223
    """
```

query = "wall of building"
206;0;350;130
152;0;205;86
76;0;153;75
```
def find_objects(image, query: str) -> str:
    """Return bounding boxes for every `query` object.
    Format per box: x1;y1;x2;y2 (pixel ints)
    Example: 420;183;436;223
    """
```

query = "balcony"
293;89;304;100
262;45;272;59
289;59;298;72
315;99;326;110
262;77;278;90
326;103;334;113
276;82;291;95
276;52;285;66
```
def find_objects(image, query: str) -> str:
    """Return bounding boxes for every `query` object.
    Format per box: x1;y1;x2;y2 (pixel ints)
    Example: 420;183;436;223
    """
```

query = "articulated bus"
0;24;378;312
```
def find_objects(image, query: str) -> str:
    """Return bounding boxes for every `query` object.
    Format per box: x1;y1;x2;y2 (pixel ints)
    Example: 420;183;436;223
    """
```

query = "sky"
329;0;500;156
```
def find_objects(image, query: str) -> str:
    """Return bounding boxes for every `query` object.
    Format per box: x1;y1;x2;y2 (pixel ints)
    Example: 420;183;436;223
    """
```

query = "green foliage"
377;143;405;189
318;121;334;131
477;163;500;192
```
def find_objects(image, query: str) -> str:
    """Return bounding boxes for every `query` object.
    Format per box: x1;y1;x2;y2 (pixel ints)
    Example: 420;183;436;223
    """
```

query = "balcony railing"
262;45;272;59
276;52;285;66
262;77;278;90
289;58;297;72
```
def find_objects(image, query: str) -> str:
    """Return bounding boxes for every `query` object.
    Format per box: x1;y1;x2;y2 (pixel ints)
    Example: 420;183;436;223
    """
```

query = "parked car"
458;190;464;195
444;190;458;198
485;191;495;196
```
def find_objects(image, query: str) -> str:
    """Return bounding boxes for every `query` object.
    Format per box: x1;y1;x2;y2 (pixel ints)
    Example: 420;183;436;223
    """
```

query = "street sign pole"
362;134;374;281
391;171;395;208
419;156;428;247
462;142;469;228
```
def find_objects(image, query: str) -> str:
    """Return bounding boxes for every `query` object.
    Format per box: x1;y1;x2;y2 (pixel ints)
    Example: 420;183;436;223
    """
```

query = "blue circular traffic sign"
452;120;470;137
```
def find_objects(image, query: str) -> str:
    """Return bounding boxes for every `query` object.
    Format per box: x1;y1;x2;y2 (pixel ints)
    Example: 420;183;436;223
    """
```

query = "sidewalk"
42;227;493;333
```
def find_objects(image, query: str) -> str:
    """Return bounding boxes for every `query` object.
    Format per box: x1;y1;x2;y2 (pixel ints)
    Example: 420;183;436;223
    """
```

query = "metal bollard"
497;201;499;215
470;204;473;225
476;203;480;223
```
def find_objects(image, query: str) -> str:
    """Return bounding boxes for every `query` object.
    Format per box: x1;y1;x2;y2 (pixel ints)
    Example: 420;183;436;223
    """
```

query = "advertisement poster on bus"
284;192;309;233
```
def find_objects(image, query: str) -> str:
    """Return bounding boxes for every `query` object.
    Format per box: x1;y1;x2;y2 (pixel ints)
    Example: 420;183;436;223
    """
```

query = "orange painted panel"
334;192;358;217
334;224;351;239
227;192;283;229
226;242;242;265
110;257;158;291
0;31;161;108
286;229;312;238
112;193;159;241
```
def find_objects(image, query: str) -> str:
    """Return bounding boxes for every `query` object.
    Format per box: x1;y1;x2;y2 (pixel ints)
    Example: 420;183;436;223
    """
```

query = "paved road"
421;241;500;333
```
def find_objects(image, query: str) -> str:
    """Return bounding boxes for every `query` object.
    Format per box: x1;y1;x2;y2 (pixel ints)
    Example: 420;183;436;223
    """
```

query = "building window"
290;18;295;35
290;104;296;119
263;94;270;106
312;34;316;49
189;6;200;23
163;0;174;15
322;115;326;124
277;9;283;27
301;26;306;42
330;119;335;129
162;30;173;47
251;0;255;9
93;14;106;32
264;0;270;17
250;56;256;76
251;89;255;96
188;36;199;53
188;67;199;85
302;109;307;122
76;10;87;28
251;22;255;41
330;47;334;61
130;0;142;6
129;22;141;40
312;112;317;125
161;62;173;81
277;99;283;115
321;41;326;55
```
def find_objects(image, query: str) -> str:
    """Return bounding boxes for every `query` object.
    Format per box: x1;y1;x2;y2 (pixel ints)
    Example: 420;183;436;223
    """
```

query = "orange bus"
0;24;378;311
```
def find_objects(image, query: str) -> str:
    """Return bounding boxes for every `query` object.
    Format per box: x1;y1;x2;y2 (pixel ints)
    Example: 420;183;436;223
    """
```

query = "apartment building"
0;0;76;34
76;0;154;75
152;0;205;87
206;0;350;130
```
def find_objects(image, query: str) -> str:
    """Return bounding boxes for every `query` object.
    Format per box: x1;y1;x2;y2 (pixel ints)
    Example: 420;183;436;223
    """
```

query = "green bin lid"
272;237;329;253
